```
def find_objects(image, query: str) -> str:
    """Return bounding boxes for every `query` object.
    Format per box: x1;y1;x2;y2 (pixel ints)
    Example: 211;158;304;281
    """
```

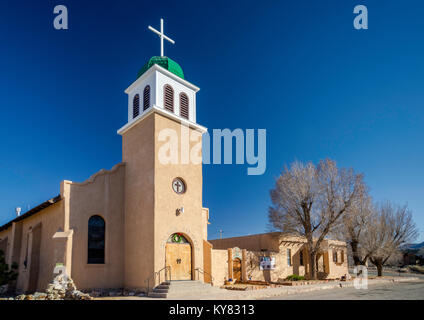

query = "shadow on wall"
293;249;301;276
246;252;259;281
245;251;275;282
0;238;7;257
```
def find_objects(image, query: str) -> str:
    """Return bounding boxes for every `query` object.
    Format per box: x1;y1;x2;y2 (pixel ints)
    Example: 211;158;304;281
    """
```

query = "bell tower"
117;19;208;290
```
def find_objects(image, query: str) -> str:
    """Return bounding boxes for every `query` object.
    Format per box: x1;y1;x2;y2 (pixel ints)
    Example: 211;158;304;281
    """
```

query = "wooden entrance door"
166;243;192;280
233;258;241;283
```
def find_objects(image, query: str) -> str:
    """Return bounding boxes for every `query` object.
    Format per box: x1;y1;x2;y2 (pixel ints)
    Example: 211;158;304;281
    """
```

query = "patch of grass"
285;274;306;281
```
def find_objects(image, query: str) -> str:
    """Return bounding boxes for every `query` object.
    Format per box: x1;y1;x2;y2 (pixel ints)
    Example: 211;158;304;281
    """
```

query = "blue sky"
0;0;423;242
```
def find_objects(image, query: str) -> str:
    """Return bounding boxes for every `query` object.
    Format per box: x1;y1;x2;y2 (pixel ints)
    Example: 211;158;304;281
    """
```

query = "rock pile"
14;274;93;300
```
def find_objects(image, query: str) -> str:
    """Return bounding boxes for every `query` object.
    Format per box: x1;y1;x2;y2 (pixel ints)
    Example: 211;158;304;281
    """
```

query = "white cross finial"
148;18;175;57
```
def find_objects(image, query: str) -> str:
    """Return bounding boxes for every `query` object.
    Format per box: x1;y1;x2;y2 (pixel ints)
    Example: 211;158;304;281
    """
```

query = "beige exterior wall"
327;240;349;279
243;245;306;282
211;249;228;286
122;112;155;290
15;201;64;292
66;163;126;290
121;112;206;289
153;114;205;284
202;208;209;241
210;233;281;252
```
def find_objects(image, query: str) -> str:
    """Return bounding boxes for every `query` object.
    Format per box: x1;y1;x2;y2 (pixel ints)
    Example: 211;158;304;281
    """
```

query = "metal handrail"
145;266;171;293
194;267;214;285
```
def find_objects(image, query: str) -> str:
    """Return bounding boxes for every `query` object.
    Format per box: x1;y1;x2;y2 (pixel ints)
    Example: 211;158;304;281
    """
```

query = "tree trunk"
355;258;367;266
350;241;361;265
350;240;368;266
308;252;317;280
353;255;362;266
376;263;383;277
370;258;384;277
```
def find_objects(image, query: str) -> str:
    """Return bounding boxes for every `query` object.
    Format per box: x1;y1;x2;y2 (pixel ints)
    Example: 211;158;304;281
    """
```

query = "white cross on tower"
148;18;175;57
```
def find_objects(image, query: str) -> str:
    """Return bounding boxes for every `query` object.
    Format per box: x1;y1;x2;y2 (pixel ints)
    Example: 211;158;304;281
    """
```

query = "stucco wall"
120;111;207;289
15;201;64;292
154;113;205;283
202;208;209;241
244;246;307;283
122;112;156;290
209;233;281;252
211;249;228;286
66;163;126;290
327;244;349;279
245;250;282;282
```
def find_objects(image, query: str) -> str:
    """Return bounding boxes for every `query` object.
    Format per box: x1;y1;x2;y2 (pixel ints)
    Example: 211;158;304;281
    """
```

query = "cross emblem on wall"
174;181;182;192
172;178;185;194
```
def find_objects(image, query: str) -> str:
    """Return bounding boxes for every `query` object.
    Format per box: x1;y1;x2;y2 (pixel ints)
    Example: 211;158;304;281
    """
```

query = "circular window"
172;178;186;194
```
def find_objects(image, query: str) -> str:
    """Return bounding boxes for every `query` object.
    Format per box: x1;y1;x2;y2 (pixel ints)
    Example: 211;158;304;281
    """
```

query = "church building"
0;20;348;294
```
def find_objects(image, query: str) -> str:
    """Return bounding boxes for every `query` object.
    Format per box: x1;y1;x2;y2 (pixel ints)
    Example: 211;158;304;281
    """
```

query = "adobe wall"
211;249;228;286
122;113;155;289
209;233;281;252
327;240;349;279
15;201;65;292
66;163;126;290
202;208;209;241
154;113;205;283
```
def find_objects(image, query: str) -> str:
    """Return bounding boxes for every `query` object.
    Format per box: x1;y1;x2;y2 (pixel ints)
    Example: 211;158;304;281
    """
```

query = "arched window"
143;85;150;111
133;94;140;119
164;84;174;112
180;93;189;119
88;215;105;264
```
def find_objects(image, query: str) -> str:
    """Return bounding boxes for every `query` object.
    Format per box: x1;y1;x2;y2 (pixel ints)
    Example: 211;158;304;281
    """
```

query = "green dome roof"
137;56;184;80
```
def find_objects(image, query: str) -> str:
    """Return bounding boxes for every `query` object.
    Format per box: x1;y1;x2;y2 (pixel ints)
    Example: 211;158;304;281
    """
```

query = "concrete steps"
148;280;223;299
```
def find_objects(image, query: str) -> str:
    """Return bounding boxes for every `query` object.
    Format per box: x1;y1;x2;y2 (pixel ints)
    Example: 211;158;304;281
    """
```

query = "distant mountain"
410;242;424;250
402;242;424;251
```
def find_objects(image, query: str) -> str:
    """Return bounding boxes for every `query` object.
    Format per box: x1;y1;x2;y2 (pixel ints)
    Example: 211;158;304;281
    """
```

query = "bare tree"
269;159;365;279
339;192;373;266
365;202;418;276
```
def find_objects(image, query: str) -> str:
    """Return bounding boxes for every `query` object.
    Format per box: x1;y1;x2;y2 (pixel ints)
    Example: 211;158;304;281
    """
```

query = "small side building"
209;232;349;286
